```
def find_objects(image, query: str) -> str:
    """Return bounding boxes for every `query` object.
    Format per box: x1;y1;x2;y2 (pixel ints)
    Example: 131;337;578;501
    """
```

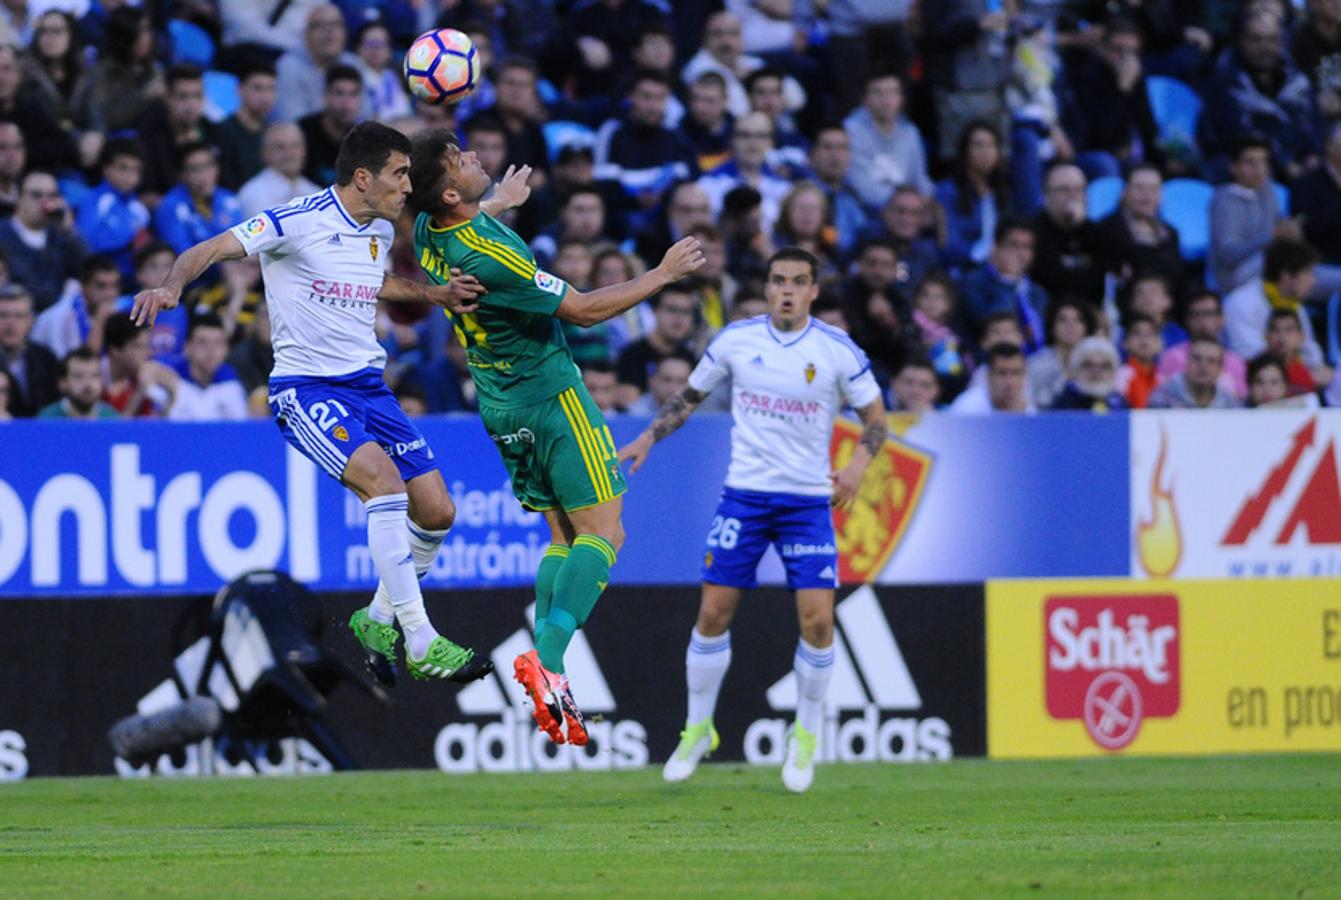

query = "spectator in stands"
227;299;273;396
581;360;620;414
719;185;773;283
125;241;188;362
217;60;279;192
101;312;176;417
167;313;247;421
300;65;365;187
138;64;223;202
698;112;790;234
773;182;840;280
561;0;668;99
936;120;1013;272
394;381;429;417
681;11;803;120
626;354;692;415
616;285;699;407
597;248;653;355
687;223;736;333
275;4;362;123
1057;17;1162;179
0;43;76;172
238;123;320;218
950;343;1035;414
844;71;932;210
1201;8;1320;181
1050;335;1126;411
957;218;1049;354
871;186;939;295
0;170;85;313
890;357;941;413
1265;306;1332;392
745;68;807;178
0;122;21;218
838;239;907;381
681;71;734;173
1293;0;1341;129
906;273;968;401
71;6;162;135
1093;164;1183;288
0;283;58;417
808;125;869;260
1126;273;1187;349
1225;237;1324;364
76;137;150;281
923;0;1012;161
1211;134;1295;294
629;22;685;128
1291;121;1341;290
0;366;12;421
1030;163;1104;302
1028;298;1098;410
31;255;121;361
596;70;697;218
530;187;607;266
154;143;245;256
1247;352;1294;407
1149;337;1242;408
354;21;412;124
37;347;119;420
635;180;713;266
1117;314;1164;409
219;0;312;57
23;11;84;131
466;56;550;187
1159;290;1248;398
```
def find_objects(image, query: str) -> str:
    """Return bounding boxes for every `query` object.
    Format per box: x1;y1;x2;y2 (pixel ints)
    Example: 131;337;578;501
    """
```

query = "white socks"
685;628;731;725
793;638;835;735
369;518;449;622
364;494;439;659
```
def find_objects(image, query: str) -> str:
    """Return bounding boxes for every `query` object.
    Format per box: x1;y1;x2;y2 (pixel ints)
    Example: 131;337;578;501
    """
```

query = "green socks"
535;535;617;673
533;543;569;639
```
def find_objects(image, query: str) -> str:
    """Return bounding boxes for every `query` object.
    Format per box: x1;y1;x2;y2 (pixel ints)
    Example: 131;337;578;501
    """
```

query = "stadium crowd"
2;0;1341;422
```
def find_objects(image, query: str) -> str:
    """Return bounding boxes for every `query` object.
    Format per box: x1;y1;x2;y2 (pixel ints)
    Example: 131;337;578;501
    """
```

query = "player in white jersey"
132;122;529;688
619;247;889;792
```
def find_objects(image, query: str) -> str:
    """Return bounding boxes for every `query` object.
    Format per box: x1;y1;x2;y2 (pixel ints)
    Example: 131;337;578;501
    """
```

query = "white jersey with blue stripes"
229;188;393;379
688;315;882;497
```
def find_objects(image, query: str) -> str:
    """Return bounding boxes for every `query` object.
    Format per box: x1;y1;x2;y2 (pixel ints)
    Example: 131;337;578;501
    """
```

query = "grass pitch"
1;755;1338;897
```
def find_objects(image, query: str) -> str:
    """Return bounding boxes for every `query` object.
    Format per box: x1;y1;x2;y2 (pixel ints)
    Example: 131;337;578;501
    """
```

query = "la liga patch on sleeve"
241;216;267;238
533;269;566;296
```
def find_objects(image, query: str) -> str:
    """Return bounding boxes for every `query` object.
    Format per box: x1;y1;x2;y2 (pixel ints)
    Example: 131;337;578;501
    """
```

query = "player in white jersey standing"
132;122;528;688
619;247;889;792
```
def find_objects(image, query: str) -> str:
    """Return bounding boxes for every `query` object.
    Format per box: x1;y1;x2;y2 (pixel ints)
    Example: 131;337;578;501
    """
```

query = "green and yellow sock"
535;534;616;674
533;543;569;640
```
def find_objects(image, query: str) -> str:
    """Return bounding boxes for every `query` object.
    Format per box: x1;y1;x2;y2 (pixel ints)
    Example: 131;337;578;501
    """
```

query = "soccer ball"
403;29;480;106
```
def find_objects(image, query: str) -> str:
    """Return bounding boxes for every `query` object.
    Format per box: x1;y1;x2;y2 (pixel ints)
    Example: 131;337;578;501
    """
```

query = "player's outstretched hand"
656;237;706;282
130;287;180;327
830;464;863;510
493;164;533;211
425;269;486;314
618;432;655;474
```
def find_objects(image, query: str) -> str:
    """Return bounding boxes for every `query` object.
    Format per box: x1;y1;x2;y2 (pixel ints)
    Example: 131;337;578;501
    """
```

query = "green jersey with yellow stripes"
413;210;581;409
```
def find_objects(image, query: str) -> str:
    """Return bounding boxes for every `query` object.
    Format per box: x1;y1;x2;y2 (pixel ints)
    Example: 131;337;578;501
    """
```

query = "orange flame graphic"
1137;425;1182;577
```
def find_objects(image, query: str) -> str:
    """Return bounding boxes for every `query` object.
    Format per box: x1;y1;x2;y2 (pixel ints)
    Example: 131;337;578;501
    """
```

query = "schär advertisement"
987;578;1341;758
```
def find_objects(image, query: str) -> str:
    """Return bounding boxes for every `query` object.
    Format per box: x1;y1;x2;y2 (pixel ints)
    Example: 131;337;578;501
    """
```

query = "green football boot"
406;636;495;683
349;608;400;688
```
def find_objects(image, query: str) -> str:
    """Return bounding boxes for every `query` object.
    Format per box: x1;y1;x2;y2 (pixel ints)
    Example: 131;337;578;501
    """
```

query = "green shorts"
480;384;627;512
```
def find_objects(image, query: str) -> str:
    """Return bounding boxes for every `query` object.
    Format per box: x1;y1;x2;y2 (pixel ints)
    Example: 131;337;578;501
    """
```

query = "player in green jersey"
406;128;704;745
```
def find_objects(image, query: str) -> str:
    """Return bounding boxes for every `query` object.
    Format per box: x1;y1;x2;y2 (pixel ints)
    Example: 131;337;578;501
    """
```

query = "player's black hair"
336;120;413;187
766;246;820;283
102;312;142;351
187;311;226;341
407;127;459;214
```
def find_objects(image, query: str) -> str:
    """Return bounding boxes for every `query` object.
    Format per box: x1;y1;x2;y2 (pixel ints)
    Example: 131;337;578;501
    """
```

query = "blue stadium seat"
1086;176;1123;220
1146;75;1201;146
203;70;239;123
543;120;596;161
1160;178;1214;261
1274;181;1290;215
168;19;215;67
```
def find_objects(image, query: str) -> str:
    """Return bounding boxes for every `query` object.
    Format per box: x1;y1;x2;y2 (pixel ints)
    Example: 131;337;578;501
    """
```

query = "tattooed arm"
830;398;889;509
617;386;707;473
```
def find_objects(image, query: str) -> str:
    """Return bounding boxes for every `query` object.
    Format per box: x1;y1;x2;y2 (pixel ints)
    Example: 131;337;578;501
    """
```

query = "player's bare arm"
830;399;889;510
379;270;485;314
131;231;247;326
556;236;705;327
479;164;532;218
618;385;707;473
